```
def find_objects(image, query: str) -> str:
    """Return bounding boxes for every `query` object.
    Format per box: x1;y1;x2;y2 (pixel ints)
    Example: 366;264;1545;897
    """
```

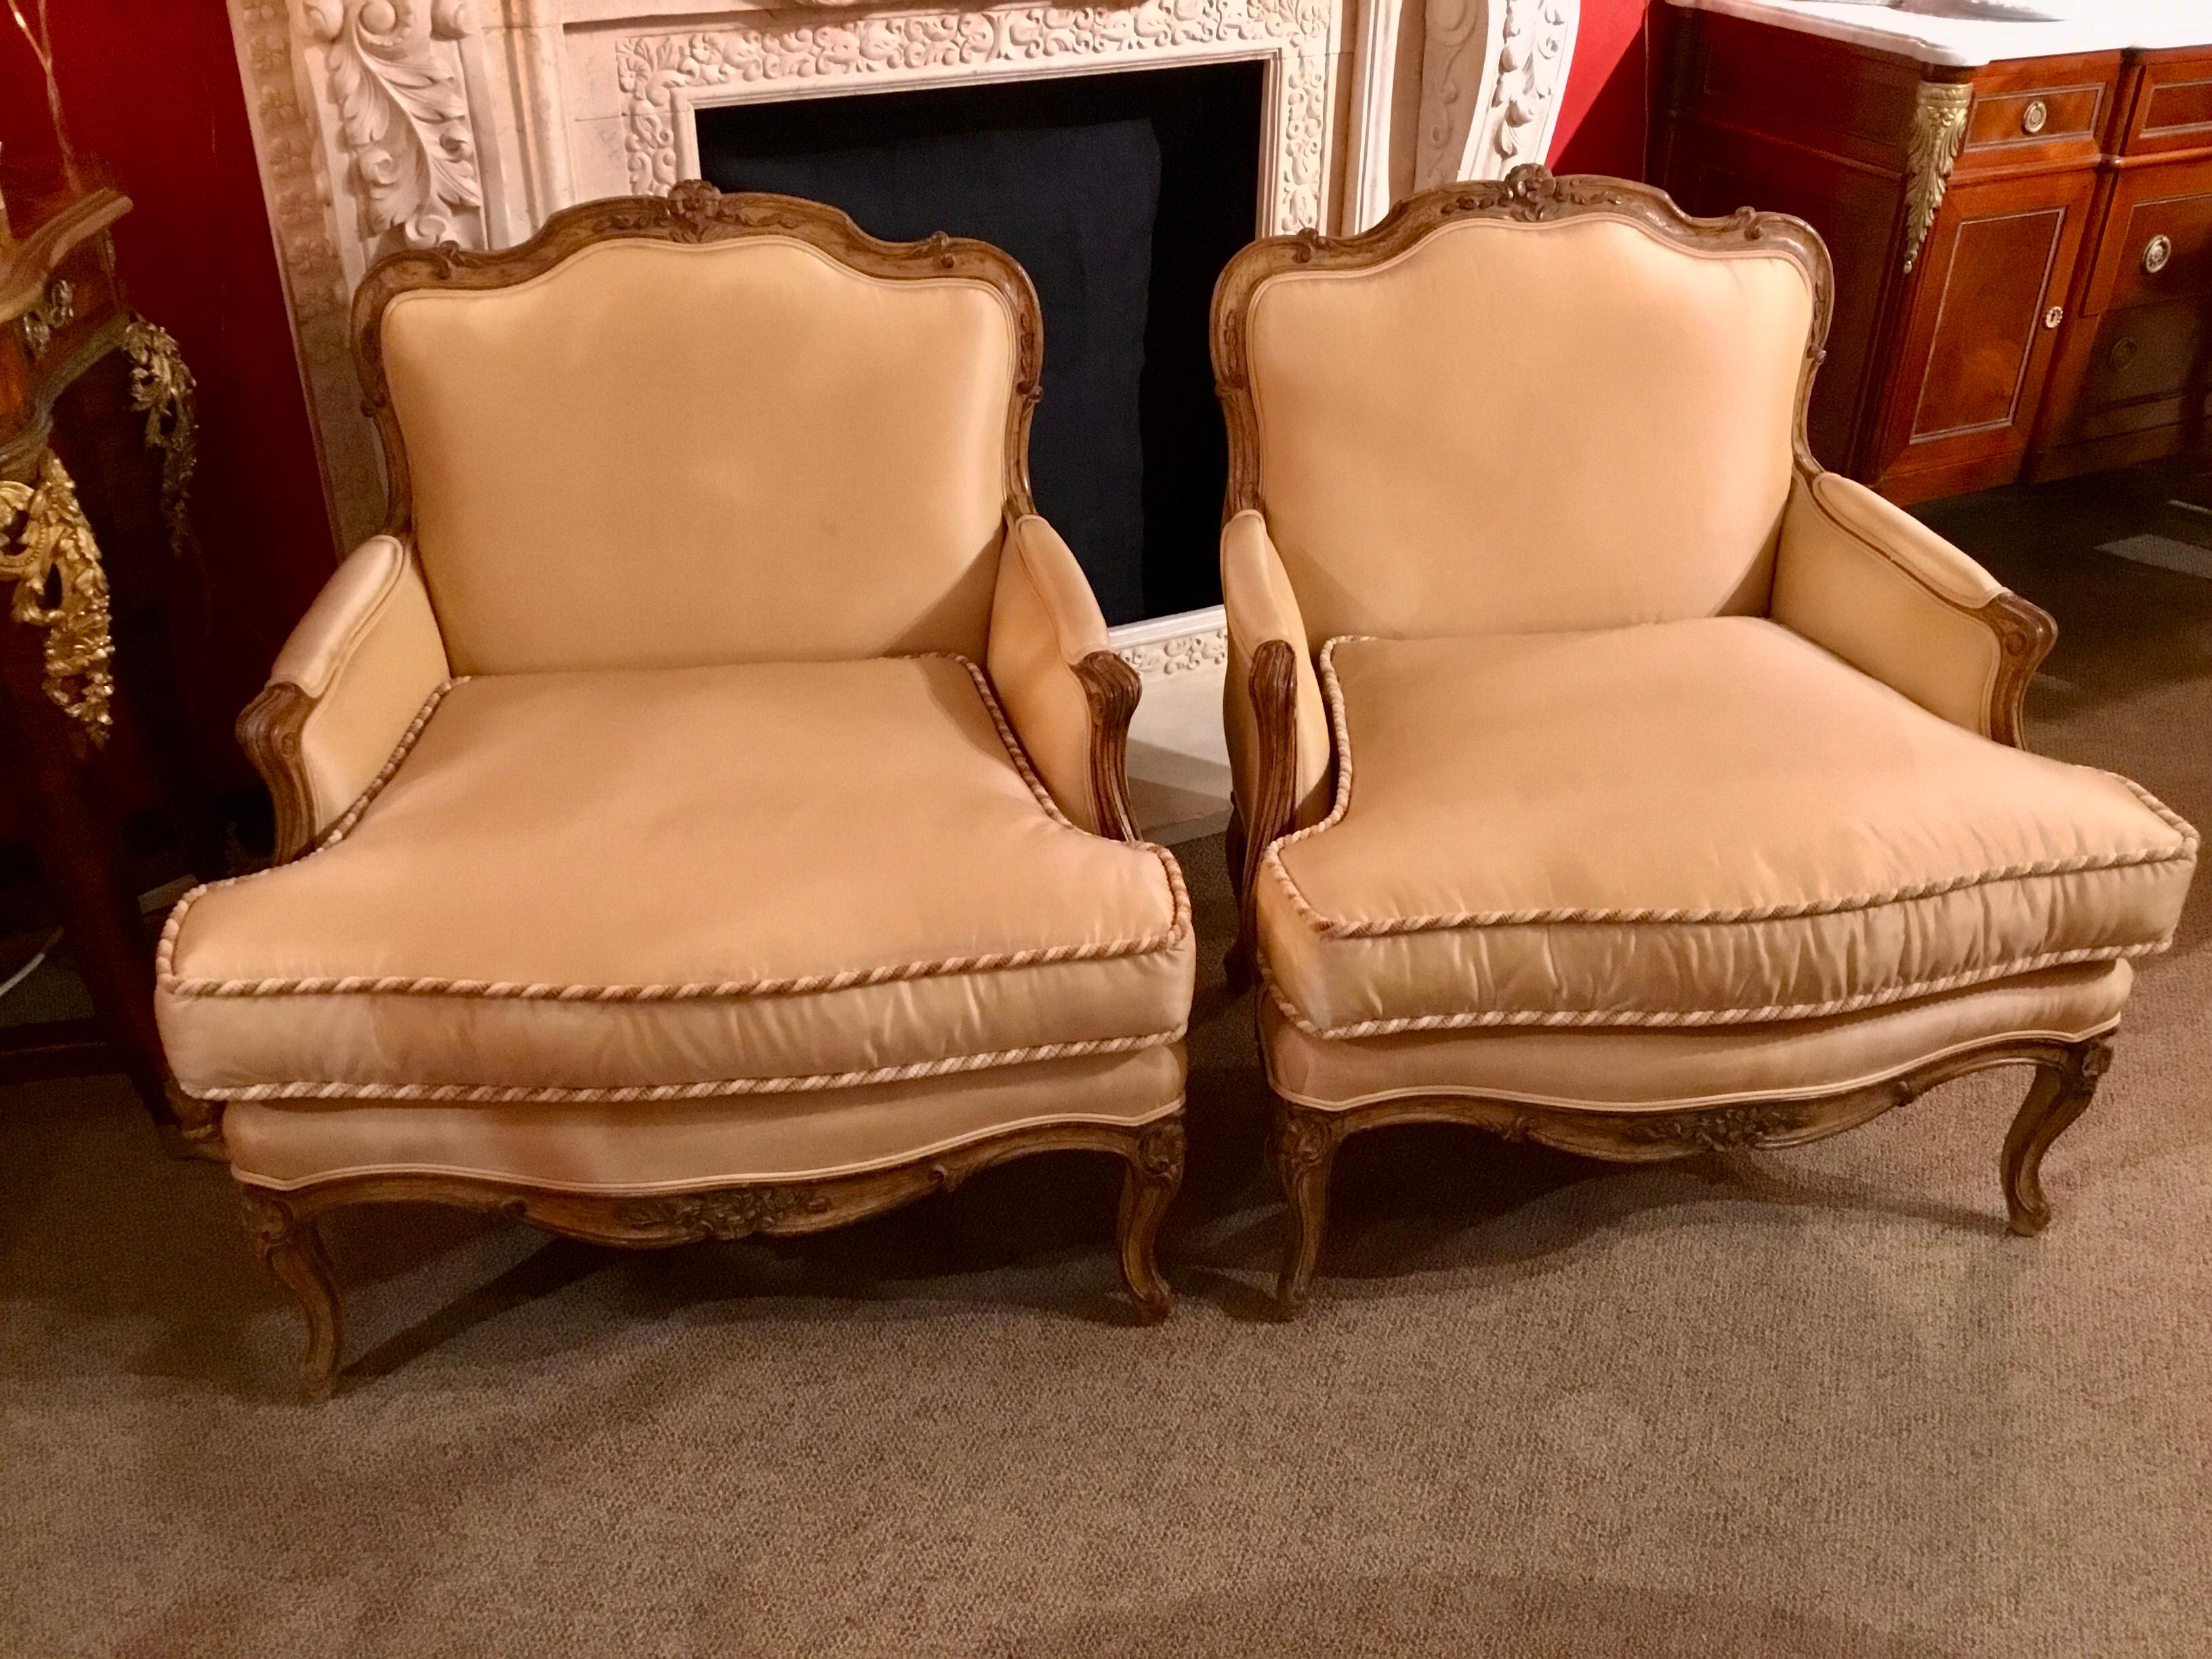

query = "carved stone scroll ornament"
0;452;115;747
303;0;484;253
1903;79;1972;276
1416;0;1580;192
120;317;200;565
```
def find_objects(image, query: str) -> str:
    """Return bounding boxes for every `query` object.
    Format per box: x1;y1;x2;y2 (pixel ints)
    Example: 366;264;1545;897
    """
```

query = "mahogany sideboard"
1656;2;2212;505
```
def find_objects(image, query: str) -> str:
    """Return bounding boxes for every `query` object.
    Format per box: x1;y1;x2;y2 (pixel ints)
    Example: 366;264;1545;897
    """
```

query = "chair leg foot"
239;1187;344;1400
1117;1116;1185;1322
1273;1103;1338;1317
2003;1038;2113;1237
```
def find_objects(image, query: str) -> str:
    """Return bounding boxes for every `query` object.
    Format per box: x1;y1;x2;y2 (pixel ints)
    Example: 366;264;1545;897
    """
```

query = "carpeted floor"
4;470;2210;1658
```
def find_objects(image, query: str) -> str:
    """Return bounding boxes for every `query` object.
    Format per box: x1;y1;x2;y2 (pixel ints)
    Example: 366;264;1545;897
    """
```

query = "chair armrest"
237;535;451;862
985;514;1139;839
1221;512;1332;972
1770;468;2053;746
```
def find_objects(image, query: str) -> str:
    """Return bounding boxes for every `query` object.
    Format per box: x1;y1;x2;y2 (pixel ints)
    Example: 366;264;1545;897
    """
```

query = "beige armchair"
156;187;1195;1395
1212;167;2198;1313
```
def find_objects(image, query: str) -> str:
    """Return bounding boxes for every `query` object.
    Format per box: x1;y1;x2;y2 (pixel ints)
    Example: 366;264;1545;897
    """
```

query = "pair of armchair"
156;171;2194;1397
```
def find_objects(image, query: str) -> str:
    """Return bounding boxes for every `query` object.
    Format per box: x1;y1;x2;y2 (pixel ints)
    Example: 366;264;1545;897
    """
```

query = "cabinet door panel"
1875;169;2096;499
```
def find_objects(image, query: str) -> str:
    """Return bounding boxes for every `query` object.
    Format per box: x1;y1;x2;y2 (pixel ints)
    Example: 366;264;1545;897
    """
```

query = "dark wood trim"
1210;164;1837;519
352;182;1046;541
1978;589;2059;749
234;681;316;865
1071;649;1141;843
1269;1033;2115;1314
239;1111;1186;1399
1227;638;1299;991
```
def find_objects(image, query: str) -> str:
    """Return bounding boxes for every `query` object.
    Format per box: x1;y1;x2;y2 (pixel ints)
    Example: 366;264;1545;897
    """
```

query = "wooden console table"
1657;1;2212;504
1;161;222;1153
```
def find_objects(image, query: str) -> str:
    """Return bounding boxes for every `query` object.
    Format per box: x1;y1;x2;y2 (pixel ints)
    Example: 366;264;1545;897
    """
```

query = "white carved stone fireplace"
226;0;1578;835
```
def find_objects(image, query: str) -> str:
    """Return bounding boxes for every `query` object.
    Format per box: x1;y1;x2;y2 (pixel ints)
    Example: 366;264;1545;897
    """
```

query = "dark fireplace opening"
696;60;1264;625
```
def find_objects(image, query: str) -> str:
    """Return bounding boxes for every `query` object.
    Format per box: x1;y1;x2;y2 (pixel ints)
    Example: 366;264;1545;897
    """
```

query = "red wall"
3;2;335;805
1551;0;1656;179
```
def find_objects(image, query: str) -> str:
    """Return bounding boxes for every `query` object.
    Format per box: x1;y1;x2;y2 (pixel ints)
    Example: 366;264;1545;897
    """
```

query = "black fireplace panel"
695;61;1263;625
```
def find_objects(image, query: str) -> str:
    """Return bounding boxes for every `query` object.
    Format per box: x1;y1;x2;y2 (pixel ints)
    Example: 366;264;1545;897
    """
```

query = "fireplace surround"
224;0;1578;768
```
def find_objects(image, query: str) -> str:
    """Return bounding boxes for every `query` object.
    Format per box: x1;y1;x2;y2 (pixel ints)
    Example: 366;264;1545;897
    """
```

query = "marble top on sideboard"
1664;0;2212;68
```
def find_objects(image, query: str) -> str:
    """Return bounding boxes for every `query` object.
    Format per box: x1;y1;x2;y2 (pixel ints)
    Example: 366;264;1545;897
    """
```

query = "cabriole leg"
1118;1116;1185;1322
1274;1103;1340;1316
238;1186;344;1400
2003;1038;2114;1237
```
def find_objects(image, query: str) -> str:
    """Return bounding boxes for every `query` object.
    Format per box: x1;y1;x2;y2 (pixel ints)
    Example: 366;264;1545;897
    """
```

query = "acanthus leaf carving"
617;0;1332;231
306;0;484;253
1417;0;1580;191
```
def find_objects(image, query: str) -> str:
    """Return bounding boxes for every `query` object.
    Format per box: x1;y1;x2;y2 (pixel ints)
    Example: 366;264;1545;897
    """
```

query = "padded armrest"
1769;469;2053;745
1221;510;1332;834
985;514;1139;839
239;535;451;861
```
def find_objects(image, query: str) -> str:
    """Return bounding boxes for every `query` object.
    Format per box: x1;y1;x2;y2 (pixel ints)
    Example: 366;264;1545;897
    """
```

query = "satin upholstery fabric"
1261;623;2194;1038
161;657;1193;1101
377;237;1019;674
1263;963;2132;1111
986;515;1117;833
226;1047;1187;1191
1240;216;1814;649
270;535;449;842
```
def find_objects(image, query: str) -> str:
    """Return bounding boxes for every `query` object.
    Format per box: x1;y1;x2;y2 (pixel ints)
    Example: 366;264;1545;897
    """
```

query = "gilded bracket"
120;315;201;564
1903;81;1972;276
0;451;116;746
16;276;74;359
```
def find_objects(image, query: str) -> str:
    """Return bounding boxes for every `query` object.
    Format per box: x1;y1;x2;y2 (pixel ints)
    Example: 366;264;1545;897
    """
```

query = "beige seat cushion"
1259;619;2196;1038
159;657;1193;1100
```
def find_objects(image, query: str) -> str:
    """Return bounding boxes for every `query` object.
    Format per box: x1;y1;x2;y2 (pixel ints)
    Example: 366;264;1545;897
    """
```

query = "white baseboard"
1109;607;1231;843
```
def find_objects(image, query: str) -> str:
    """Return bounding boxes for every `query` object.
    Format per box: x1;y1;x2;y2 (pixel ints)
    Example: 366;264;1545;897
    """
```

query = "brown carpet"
5;471;2211;1657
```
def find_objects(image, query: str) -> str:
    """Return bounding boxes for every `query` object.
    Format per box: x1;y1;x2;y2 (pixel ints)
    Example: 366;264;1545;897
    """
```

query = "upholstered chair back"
354;190;1039;676
1213;174;1831;645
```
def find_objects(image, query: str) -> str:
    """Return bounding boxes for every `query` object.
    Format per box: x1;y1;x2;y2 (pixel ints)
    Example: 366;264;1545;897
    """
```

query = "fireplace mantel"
229;0;1578;553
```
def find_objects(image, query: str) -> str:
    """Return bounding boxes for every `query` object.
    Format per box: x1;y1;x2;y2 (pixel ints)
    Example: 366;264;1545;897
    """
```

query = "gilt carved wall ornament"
1903;80;1971;275
0;451;115;747
616;0;1335;230
121;317;200;565
304;0;484;254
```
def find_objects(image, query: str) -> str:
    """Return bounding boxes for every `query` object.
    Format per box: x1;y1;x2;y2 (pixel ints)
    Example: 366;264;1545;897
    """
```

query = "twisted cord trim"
314;675;469;849
159;655;1191;1000
1263;635;2197;939
182;1026;1185;1103
1261;943;2164;1040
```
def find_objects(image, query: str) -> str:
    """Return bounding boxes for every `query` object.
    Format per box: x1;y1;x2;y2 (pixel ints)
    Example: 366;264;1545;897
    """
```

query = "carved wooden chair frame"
1210;164;2100;1313
232;186;1179;1397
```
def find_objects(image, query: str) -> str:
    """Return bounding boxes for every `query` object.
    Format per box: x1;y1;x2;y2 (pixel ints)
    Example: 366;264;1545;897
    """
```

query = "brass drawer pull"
2044;305;2064;331
2143;234;2173;275
2022;99;2049;136
2109;336;2139;372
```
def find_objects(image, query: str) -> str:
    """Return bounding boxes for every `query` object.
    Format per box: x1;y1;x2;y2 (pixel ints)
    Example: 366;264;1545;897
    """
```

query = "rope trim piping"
1261;634;2198;940
1259;943;2164;1039
182;1025;1186;1103
157;654;1189;1000
313;674;467;848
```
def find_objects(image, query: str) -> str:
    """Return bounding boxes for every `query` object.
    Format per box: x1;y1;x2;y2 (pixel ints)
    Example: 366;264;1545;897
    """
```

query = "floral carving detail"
617;1187;834;1240
1138;1118;1187;1179
305;0;483;252
617;0;1332;230
1417;0;1580;189
1117;624;1227;680
1277;1106;1336;1172
1628;1104;1807;1152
